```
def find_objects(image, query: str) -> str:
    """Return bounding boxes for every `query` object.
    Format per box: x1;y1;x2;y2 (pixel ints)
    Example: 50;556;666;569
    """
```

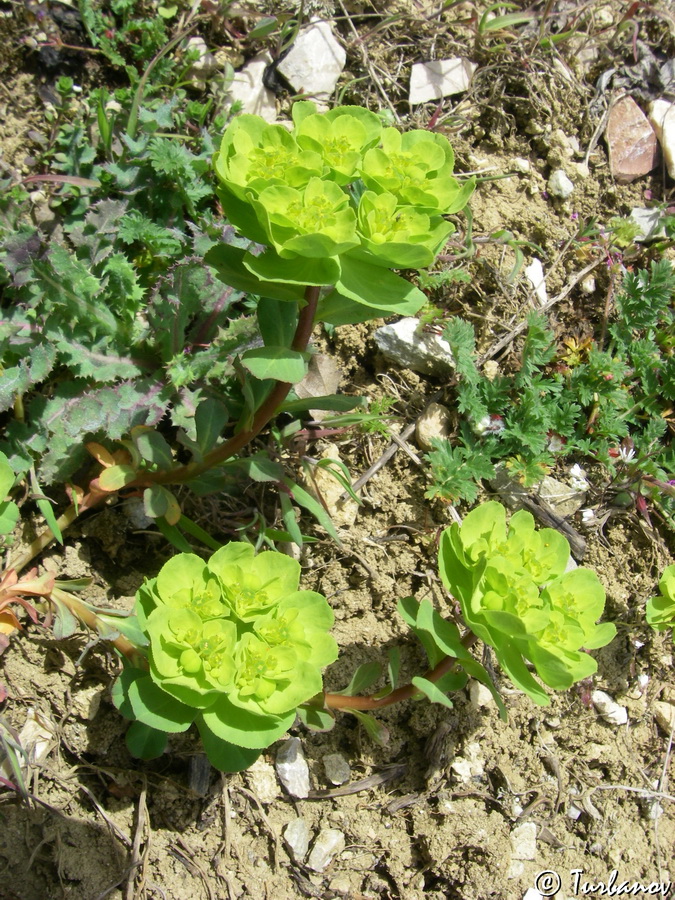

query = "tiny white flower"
618;445;636;463
474;414;505;436
580;508;595;524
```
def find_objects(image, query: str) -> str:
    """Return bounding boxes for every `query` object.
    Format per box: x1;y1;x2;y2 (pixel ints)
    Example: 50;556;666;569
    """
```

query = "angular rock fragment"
606;96;659;183
409;58;477;104
373;317;455;376
277;20;346;100
275;737;310;798
649;98;675;178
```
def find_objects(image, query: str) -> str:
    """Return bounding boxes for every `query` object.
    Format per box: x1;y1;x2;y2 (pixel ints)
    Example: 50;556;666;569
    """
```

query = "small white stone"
524;257;547;305
451;742;484;782
469;680;495;709
373;318;455;376
416;402;452;451
523;889;544;900
307;828;345;872
277;20;346;100
630;207;666;242
409;58;477;104
184;37;218;87
592;690;628;726
538;475;585;517
511;156;531;173
247;758;280;803
547;169;575;199
580;275;596;295
283;817;311;862
648;99;675;179
510;822;537;860
507;860;525;879
451;758;473;782
276;737;311;798
323;752;351;785
227;53;277;122
71;685;103;721
654;700;675;733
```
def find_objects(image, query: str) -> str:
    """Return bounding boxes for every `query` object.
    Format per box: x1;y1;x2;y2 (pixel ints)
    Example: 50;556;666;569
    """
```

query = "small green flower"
361;128;474;214
353;191;453;269
214;114;324;201
295;107;381;184
152;553;230;620
147;606;237;707
254;591;338;669
251;177;359;259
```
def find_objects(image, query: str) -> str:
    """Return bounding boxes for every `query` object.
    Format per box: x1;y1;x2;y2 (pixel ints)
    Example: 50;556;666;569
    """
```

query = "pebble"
510;821;537;860
277;20;346;100
227;53;277;122
649;99;675;179
415;402;452;451
184;36;218;89
307;827;345;872
373;317;455;376
450;741;484;782
409;58;477;104
605;95;659;183
524;258;547;305
469;680;495;709
511;156;531;173
580;275;596;295
283;817;311;863
653;700;675;733
275;737;311;798
246;758;279;803
322;752;351;786
537;475;586;517
303;445;359;528
547;168;574;199
592;690;628;726
630;206;666;241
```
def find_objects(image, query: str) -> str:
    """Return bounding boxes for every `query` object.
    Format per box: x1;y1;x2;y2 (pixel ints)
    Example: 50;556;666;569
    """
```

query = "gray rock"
283;817;310;862
277;20;345;100
630;206;667;241
537;475;585;518
307;827;346;872
275;737;310;798
547;168;574;199
373;317;455;376
323;752;351;785
246;758;279;803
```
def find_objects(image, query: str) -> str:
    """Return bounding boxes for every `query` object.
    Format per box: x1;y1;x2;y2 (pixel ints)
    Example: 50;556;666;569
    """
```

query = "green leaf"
51;596;79;639
412;676;454;709
280;394;364;415
350;709;389;745
279;490;304;547
125;721;168;760
126;672;196;732
0;452;15;498
98;464;138;491
195;398;229;455
281;476;342;545
178;515;222;552
258;297;298;349
240;347;309;383
133;428;173;470
205;244;305;302
243;249;340;287
196;718;262;772
0;501;19;535
200;695;295;749
155;517;193;552
296;704;336;732
387;646;401;690
248;16;277;39
335;255;426;316
334;662;382;696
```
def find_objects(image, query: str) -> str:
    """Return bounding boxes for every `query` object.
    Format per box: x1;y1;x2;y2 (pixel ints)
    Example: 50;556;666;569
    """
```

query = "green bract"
211;100;475;322
438;501;616;706
113;543;338;771
646;563;675;634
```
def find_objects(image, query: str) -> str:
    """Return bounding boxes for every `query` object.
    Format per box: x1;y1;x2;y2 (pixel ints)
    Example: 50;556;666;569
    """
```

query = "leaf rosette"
294;104;382;184
439;501;616;705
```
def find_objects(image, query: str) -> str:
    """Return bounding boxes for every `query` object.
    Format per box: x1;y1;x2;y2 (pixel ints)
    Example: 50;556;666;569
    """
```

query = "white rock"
451;741;484;782
469;680;495;709
547;168;574;199
71;684;103;721
648;99;675;178
523;889;544;900
227;53;277;122
307;827;345;872
580;275;596;295
592;690;628;726
283;817;311;862
524;258;547;305
323;752;351;785
510;821;537;860
511;156;531;173
653;700;675;733
276;737;311;798
630;207;666;242
184;37;218;88
507;860;525;879
415;402;452;451
409;58;477;104
538;475;585;517
328;874;352;896
373;317;455;376
247;758;280;803
277;20;346;100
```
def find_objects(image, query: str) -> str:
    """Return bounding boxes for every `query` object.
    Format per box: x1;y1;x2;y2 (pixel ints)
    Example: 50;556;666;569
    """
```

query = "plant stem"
323;632;478;711
51;588;147;668
145;284;321;486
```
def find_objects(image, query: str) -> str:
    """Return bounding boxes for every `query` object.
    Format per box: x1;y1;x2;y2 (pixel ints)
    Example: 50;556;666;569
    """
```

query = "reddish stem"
323;632;478;711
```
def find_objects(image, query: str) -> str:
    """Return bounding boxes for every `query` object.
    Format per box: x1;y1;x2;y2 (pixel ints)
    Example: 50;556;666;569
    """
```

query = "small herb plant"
425;260;675;525
646;564;675;638
112;544;337;771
